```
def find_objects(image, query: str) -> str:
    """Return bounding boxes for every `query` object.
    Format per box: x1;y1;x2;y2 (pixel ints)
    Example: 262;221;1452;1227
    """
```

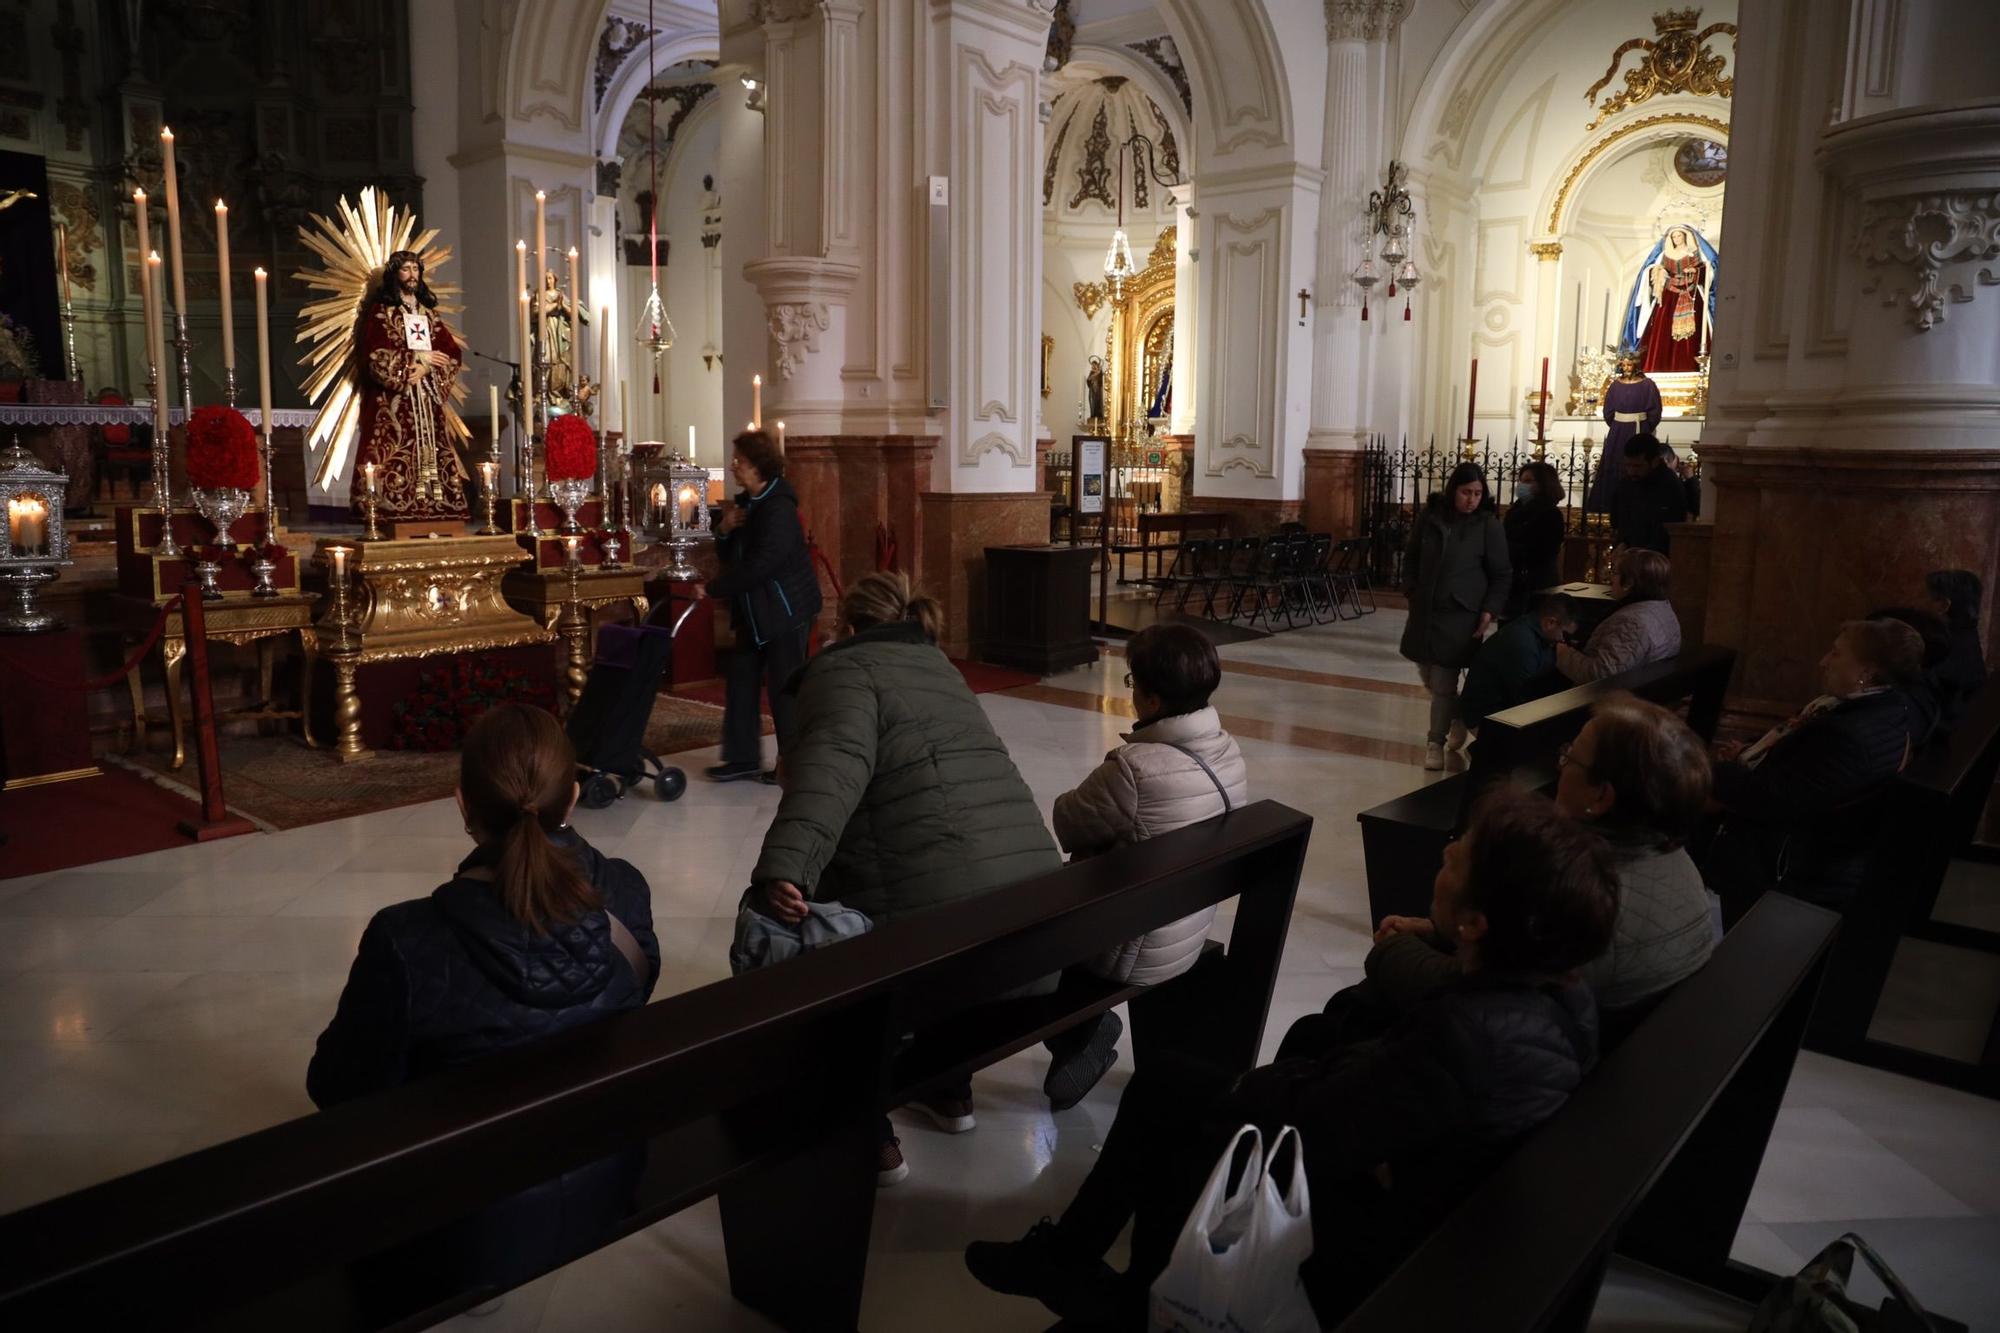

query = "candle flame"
160;126;173;140
516;239;527;252
535;190;546;201
254;266;267;278
215;199;226;212
134;187;145;200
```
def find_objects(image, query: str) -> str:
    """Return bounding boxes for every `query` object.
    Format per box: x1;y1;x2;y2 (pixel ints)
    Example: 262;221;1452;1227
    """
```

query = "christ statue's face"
396;260;421;293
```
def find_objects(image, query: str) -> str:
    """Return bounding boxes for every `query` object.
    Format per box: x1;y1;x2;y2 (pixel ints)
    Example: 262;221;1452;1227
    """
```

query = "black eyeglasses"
1556;742;1593;774
1123;672;1134;688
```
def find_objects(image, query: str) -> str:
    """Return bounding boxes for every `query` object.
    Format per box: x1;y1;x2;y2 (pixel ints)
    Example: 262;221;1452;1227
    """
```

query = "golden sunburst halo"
296;187;470;491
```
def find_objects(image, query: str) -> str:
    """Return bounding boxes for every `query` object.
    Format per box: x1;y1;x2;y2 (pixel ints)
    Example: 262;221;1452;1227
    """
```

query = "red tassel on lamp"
1361;298;1370;321
1404;296;1412;321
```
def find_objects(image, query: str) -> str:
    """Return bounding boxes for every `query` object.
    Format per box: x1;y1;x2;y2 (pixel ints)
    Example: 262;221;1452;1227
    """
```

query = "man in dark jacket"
706;429;823;782
1609;433;1687;554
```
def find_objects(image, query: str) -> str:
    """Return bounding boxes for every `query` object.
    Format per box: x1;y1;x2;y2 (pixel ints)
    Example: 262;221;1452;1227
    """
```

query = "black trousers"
721;623;811;768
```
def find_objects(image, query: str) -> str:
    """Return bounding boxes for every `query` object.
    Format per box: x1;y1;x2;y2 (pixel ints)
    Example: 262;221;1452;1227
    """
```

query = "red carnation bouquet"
185;405;260;491
544;414;598;482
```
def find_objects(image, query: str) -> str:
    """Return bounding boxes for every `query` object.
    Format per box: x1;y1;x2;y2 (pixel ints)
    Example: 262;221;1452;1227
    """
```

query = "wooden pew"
1332;894;1961;1331
1358;645;1735;922
1803;677;2000;1097
0;802;1312;1333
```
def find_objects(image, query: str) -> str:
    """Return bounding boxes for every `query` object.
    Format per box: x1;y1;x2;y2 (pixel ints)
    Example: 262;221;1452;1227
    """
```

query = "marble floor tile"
0;869;174;917
1745;1106;1976;1224
0;969;197;1042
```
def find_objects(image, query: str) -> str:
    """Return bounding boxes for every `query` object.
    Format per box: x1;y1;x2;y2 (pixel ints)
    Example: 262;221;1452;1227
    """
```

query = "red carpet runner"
0;766;211;878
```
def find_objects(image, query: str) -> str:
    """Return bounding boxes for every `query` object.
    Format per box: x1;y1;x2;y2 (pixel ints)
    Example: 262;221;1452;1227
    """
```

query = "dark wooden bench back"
1335;892;1840;1331
0;802;1312;1332
1806;677;2000;1092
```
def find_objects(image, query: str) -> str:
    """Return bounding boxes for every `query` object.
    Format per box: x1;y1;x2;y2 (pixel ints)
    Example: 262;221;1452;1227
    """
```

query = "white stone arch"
1151;0;1294;165
595;31;724;164
1535;103;1731;243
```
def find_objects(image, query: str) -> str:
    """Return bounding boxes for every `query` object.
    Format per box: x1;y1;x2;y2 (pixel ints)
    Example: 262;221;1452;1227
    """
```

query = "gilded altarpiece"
1091;227;1186;518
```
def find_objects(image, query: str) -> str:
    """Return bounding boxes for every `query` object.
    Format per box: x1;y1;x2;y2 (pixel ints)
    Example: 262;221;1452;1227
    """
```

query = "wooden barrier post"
175;581;256;842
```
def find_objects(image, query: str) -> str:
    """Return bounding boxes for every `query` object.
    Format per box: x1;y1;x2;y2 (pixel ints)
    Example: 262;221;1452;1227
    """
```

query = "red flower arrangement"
184;405;260;491
389;655;554;752
544;414;598;482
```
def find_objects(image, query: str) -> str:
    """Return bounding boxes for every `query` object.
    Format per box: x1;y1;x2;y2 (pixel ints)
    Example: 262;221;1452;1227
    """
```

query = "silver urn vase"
547;477;592;536
189;486;251;601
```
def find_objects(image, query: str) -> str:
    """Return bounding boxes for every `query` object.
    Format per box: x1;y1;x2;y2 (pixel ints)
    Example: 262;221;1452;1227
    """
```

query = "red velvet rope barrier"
6;594;186;693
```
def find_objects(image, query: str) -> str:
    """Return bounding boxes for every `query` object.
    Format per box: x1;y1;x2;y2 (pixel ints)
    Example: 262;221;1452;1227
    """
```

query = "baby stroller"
566;601;701;809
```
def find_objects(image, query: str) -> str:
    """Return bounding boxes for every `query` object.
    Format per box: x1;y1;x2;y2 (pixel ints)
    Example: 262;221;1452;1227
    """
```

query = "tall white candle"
597;303;609;401
687;424;696;461
1600;289;1611;345
489;383;500;455
518;289;535;428
513;239;528;361
160;127;187;316
133;188;150;280
534;191;548;323
253;267;272;504
622;382;631;460
56;224;70;307
752;373;762;429
566;246;580;397
215;200;234;370
775;420;785;450
146;251;167;440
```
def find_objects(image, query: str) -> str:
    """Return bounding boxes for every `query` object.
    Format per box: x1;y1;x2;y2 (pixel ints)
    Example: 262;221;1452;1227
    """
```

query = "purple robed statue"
1588;352;1665;511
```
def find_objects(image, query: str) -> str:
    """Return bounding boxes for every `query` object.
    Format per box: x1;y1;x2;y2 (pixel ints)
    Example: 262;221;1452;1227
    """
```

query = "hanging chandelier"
1353;160;1419;321
1101;129;1181;307
634;0;677;392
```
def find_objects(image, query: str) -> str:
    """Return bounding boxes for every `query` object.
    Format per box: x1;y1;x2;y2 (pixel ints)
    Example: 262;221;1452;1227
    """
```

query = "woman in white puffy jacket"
1040;624;1248;1111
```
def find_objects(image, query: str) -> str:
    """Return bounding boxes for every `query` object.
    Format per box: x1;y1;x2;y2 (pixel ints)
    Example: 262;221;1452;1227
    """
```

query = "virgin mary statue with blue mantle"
1621;224;1718;375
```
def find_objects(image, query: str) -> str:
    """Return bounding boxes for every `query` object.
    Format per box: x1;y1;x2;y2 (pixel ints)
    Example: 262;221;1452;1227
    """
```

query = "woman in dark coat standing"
706;429;824;782
309;704;660;1311
1402;462;1511;770
1926;568;1987;727
1503;461;1566;616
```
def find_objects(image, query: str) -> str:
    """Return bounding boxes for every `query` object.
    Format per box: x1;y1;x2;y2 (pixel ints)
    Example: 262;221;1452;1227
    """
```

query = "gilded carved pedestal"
311;535;548;761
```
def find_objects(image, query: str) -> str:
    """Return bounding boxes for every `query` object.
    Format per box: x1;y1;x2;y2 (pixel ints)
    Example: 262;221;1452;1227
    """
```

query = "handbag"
1748;1233;1938;1333
1149;1124;1319;1333
728;887;873;974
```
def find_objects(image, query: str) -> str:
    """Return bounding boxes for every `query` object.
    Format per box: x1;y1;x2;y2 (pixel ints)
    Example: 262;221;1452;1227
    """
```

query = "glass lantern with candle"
0;438;72;633
659;450;711;582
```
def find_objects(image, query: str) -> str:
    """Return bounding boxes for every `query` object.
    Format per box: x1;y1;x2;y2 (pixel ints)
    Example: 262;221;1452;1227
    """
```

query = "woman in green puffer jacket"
752;570;1061;1183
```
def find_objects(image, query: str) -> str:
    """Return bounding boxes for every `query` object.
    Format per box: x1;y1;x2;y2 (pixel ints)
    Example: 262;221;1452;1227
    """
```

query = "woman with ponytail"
751;570;1062;1183
308;702;659;1302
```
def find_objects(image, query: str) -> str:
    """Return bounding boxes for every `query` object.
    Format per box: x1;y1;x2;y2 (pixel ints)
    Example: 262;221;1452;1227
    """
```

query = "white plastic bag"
1149;1124;1319;1333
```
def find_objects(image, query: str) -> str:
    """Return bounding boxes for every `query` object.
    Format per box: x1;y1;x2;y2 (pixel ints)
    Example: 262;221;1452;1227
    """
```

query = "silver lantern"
0;438;71;634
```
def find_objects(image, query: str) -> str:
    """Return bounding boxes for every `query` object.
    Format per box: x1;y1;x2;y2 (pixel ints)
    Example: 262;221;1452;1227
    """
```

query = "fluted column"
1300;1;1405;535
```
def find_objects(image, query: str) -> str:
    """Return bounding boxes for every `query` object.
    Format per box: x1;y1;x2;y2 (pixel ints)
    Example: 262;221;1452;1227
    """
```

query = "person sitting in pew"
964;790;1615;1330
1555;548;1681;683
751;570;1063;1182
1702;618;1927;923
1043;623;1248;1110
1368;696;1717;1048
1925;568;1987;727
1457;592;1578;732
307;703;660;1307
1864;606;1952;745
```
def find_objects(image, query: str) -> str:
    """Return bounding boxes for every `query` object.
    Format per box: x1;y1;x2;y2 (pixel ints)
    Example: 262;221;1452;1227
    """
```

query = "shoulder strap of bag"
606;910;649;983
1156;740;1232;812
1838;1232;1936;1329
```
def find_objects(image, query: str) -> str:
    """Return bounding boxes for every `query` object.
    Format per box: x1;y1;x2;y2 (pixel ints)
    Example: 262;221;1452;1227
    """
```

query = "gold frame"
1107;227;1176;446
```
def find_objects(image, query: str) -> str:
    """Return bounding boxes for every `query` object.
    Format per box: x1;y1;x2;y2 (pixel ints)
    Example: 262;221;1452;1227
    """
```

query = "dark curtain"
0;149;61;380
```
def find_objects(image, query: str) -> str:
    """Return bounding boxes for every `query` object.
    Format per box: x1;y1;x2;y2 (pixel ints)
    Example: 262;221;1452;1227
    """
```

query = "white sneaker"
1424;742;1445;771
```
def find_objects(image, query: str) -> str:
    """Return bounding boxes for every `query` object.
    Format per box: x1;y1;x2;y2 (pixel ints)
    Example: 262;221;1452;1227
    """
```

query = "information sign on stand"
1069;435;1108;547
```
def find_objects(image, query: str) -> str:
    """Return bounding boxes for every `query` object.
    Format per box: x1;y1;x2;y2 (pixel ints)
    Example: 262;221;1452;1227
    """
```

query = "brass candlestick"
478;464;501;535
362;489;383;541
321;547;372;763
557;544;589;711
60;295;79;384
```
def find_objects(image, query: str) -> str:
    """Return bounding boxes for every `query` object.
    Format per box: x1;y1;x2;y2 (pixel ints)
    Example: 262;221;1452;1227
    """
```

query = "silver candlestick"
172;313;195;421
60;297;79;384
147;361;182;559
224;364;239;408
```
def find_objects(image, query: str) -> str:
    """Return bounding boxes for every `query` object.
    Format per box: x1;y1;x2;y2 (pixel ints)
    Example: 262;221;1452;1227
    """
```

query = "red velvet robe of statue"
352;301;468;520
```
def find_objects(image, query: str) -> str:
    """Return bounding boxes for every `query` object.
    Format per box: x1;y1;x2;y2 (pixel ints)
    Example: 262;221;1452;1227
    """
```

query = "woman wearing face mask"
1503;462;1566;617
1401;462;1511;770
1703;618;1927;923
